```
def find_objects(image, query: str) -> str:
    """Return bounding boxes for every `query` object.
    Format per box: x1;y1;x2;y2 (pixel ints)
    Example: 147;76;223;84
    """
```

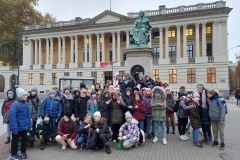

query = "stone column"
148;30;152;47
96;33;100;62
62;36;66;64
46;38;49;64
75;35;78;63
101;33;105;62
221;20;228;56
126;30;129;47
164;26;169;58
212;21;220;56
70;36;73;63
176;25;181;58
89;34;92;62
195;23;200;57
112;32;116;61
117;31;121;61
39;39;42;65
182;24;187;57
58;37;61;64
158;27;163;59
34;40;38;64
201;22;207;56
84;34;87;62
50;38;54;64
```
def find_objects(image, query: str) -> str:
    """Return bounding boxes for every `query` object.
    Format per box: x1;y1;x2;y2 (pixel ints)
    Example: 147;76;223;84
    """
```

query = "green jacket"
151;86;167;121
189;102;201;128
110;101;126;124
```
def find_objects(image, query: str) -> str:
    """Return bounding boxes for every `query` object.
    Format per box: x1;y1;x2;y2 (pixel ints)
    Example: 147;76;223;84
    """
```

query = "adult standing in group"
197;82;212;145
235;87;240;107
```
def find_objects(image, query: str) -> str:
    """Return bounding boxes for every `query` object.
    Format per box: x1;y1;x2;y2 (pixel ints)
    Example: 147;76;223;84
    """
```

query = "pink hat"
165;86;171;92
193;92;200;97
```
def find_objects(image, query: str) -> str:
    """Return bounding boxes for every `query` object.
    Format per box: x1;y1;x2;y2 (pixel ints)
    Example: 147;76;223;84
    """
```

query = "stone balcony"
188;58;195;64
127;1;226;18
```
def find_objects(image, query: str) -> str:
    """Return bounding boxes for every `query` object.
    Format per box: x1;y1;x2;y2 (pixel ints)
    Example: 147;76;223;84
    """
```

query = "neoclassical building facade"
0;1;231;96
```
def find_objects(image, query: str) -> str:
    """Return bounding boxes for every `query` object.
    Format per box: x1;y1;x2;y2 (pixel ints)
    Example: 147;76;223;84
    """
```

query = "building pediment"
84;10;132;25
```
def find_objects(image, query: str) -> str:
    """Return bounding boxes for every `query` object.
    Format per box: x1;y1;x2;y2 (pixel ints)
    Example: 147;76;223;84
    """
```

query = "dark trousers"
99;133;111;145
32;120;37;134
178;117;188;135
11;131;27;155
112;124;121;141
202;122;212;138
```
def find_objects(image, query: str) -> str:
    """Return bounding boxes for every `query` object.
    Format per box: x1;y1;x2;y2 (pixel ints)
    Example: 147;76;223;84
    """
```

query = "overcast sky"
35;0;239;62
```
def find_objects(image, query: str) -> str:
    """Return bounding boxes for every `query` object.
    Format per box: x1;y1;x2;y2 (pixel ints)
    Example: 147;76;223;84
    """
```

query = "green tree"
0;0;57;66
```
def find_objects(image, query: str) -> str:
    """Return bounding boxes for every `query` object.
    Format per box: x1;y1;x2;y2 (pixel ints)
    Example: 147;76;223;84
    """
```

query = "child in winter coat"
118;111;140;149
189;92;202;147
145;88;152;139
165;87;175;134
1;89;16;144
151;86;167;145
35;114;55;150
27;87;41;134
207;90;226;150
122;88;134;119
86;90;99;116
76;114;93;150
99;90;111;125
132;91;147;131
60;87;75;115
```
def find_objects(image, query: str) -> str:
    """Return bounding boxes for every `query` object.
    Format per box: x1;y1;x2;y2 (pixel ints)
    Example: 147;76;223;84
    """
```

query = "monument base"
124;47;154;78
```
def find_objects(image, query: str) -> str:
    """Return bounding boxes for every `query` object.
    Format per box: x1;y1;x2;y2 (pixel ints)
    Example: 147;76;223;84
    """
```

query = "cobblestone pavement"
1;102;240;160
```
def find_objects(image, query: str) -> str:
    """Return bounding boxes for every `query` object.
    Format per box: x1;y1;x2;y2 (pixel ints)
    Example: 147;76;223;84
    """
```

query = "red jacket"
132;91;147;120
155;81;163;87
57;119;76;139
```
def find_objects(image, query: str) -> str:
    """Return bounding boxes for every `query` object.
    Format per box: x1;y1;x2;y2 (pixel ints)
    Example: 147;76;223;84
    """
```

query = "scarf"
63;93;73;100
198;89;206;108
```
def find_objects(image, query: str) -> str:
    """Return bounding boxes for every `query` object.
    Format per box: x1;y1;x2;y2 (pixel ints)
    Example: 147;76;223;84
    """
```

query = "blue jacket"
40;97;62;120
118;81;127;95
146;77;156;89
86;98;99;116
9;99;32;133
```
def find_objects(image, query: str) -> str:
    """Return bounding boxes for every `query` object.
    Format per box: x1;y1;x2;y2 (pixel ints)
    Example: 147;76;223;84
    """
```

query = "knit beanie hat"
197;82;204;87
90;85;95;90
50;90;56;94
139;72;143;78
193;92;200;97
64;110;72;119
125;111;132;119
165;86;171;92
145;88;151;92
16;88;28;98
7;90;14;96
91;90;97;96
93;111;101;118
208;89;215;96
63;86;71;93
31;87;38;92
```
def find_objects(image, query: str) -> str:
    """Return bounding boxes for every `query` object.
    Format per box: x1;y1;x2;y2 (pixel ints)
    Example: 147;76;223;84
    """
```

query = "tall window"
28;73;33;85
123;35;126;42
109;36;112;43
123;52;126;61
153;32;159;39
187;69;196;83
64;72;69;76
168;30;176;37
153;70;159;81
95;51;102;61
206;27;212;34
83;51;90;62
169;69;177;83
100;38;102;44
207;68;216;83
169;46;176;58
153;47;160;60
119;71;125;79
77;72;83;77
109;51;113;61
186;29;193;36
187;45;193;58
40;73;45;85
52;73;57;85
206;44;212;57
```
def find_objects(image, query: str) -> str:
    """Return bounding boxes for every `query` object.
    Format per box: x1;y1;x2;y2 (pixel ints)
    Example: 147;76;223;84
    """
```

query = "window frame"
187;68;196;83
187;45;194;58
40;73;45;85
152;70;159;81
206;43;212;57
52;73;57;85
153;47;160;60
169;46;176;58
153;32;160;39
207;68;216;83
169;69;177;83
28;73;34;85
168;30;176;37
206;26;212;34
186;28;193;36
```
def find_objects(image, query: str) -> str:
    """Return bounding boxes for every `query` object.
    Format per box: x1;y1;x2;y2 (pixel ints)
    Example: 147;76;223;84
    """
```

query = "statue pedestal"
124;47;154;77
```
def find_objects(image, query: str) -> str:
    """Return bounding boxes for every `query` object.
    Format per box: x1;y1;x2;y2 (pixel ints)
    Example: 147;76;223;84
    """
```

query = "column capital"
49;37;53;41
163;26;169;29
100;32;105;35
95;33;100;37
195;23;200;28
46;38;49;41
38;38;42;42
61;36;65;39
88;33;92;36
213;21;220;25
83;34;87;38
221;20;227;26
116;31;121;35
74;35;78;38
125;30;129;33
111;31;116;34
176;25;181;30
182;24;188;29
158;26;164;30
201;22;207;27
57;36;61;40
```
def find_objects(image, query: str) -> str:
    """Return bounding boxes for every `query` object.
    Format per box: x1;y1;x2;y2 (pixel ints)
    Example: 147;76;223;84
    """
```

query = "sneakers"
62;144;67;150
112;140;117;143
147;135;151;139
201;136;208;143
10;155;20;160
194;141;203;147
153;136;158;143
179;135;186;141
220;142;225;150
162;138;167;145
105;144;111;154
172;128;175;134
20;152;27;159
206;137;212;145
5;137;10;144
212;140;219;147
167;127;169;134
183;135;189;140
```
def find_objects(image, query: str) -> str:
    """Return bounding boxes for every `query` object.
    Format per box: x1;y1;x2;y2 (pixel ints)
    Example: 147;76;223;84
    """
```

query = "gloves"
96;128;99;133
39;130;43;135
128;105;133;109
160;103;164;107
49;138;52;142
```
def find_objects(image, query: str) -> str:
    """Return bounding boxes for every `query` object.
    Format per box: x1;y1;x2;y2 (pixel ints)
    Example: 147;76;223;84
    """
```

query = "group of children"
1;76;226;160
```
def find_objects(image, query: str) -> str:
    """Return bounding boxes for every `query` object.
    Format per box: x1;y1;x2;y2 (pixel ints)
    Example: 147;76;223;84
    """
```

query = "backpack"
215;98;228;114
173;99;181;112
3;101;20;124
